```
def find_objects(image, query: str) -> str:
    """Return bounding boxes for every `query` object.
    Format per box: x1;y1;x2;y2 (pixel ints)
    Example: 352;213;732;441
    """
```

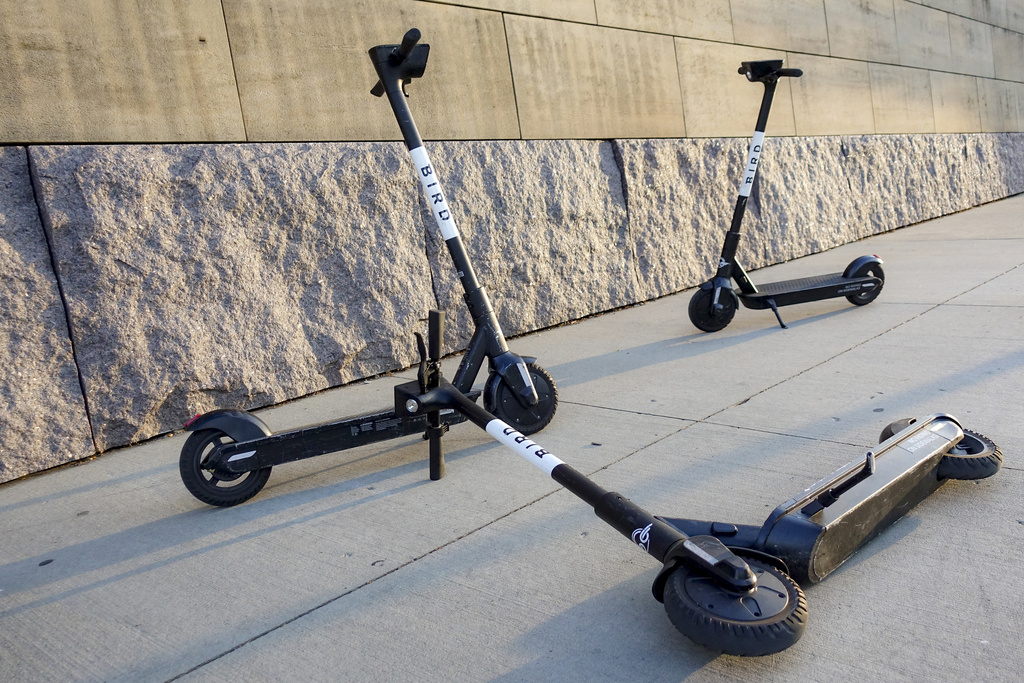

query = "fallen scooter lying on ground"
689;60;884;331
400;309;1001;656
177;29;558;507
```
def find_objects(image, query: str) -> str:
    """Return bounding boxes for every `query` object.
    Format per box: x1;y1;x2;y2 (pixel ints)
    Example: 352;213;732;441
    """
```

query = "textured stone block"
615;134;877;297
949;15;996;77
0;148;93;482
222;0;519;141
613;138;742;298
895;0;953;71
420;140;634;350
992;27;1024;82
790;55;875;135
931;72;982;133
30;143;437;451
505;15;685;139
674;39;796;138
824;0;901;63
595;0;733;42
869;63;937;134
838;135;992;232
0;0;243;144
731;0;830;55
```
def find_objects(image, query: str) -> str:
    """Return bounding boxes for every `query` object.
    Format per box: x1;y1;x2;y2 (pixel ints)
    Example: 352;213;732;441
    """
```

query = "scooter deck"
738;271;880;309
661;414;965;584
211;394;477;473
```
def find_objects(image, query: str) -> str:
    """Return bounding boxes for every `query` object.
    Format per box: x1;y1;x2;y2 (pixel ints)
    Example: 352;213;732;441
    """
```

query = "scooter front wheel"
179;429;272;507
484;363;558;435
663;557;807;656
845;261;884;306
688;286;738;333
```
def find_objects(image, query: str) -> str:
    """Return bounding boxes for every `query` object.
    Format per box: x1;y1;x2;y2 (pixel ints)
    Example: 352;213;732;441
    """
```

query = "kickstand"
425;310;446;480
767;299;788;329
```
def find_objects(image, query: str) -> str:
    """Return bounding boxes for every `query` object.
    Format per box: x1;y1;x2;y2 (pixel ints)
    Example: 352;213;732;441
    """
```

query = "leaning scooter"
399;309;1001;656
689;60;884;332
178;28;557;507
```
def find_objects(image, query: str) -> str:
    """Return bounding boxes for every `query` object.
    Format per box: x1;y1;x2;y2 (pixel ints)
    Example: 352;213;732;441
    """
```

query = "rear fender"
843;255;883;278
184;409;271;442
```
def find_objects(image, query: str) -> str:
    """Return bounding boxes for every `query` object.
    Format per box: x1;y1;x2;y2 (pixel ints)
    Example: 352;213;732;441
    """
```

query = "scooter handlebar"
395;28;421;62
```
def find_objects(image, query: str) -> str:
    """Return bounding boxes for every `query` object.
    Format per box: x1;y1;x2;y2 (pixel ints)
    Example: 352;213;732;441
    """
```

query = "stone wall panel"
30;143;437;450
0;147;93;482
420;140;634;351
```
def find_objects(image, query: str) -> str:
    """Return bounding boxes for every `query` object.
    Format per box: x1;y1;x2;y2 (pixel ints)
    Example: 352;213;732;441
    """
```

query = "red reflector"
184;414;201;428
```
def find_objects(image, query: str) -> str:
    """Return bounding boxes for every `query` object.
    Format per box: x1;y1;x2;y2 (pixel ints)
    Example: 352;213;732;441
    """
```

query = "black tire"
937;430;1002;480
845;262;884;306
688;286;738;333
663;557;808;657
484;363;558;436
879;421;1002;481
179;429;272;507
879;417;917;443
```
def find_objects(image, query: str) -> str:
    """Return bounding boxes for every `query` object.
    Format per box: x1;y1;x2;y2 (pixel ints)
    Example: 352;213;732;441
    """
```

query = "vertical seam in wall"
501;14;525;140
891;0;902;66
25;146;99;454
609;140;640;293
822;0;832;56
219;0;250;141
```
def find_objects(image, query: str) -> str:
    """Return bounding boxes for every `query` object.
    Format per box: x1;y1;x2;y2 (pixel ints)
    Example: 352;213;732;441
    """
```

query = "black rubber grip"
396;28;421;61
778;68;803;78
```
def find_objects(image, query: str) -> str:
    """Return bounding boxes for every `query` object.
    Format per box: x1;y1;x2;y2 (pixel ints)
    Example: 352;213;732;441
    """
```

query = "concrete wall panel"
894;0;953;71
992;27;1024;81
823;0;900;63
427;0;596;22
0;0;244;143
222;0;519;141
931;72;983;133
790;55;876;135
978;78;1024;132
674;39;796;138
869;63;936;134
730;0;830;55
595;0;734;42
505;16;685;139
948;15;996;77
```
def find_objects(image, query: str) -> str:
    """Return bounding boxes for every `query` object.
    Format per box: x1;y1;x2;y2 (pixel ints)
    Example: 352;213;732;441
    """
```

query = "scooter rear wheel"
180;429;272;507
878;420;1001;481
845;262;884;306
663;557;807;656
937;430;1002;480
688;286;738;333
484;363;558;435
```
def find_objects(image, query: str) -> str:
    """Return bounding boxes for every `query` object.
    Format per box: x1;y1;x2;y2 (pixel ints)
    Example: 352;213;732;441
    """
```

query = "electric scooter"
689;60;884;332
399;308;1000;656
178;28;557;507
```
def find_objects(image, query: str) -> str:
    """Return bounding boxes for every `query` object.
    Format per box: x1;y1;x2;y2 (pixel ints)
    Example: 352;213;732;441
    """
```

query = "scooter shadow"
548;306;851;390
490;571;723;681
0;434;501;617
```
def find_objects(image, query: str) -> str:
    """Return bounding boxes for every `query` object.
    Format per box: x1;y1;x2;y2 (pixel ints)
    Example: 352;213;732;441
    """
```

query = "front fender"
184;408;271;442
843;255;883;278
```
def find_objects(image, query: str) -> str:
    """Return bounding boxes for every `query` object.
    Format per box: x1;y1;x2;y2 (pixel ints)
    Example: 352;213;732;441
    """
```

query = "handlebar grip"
778;68;803;78
395;28;421;61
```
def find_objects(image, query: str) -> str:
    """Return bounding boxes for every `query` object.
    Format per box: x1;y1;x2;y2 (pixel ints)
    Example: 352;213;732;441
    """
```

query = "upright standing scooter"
688;60;884;332
177;28;557;507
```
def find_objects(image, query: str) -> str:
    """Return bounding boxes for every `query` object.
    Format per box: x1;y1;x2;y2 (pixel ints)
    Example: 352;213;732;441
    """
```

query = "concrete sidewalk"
1;196;1022;682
